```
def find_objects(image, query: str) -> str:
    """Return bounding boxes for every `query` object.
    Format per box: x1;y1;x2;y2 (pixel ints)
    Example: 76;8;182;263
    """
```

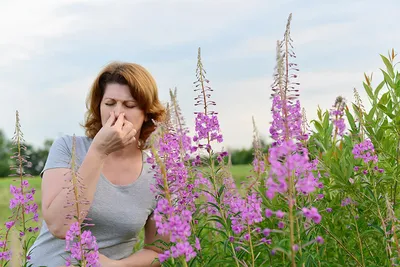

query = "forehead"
103;83;135;100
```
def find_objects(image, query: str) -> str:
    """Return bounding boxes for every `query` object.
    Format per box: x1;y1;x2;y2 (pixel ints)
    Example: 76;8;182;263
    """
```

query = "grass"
0;164;254;255
0;164;253;227
0;176;43;227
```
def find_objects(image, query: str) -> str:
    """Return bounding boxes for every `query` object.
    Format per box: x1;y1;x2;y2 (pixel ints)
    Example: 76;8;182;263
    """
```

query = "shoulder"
47;135;93;161
141;149;152;159
50;135;92;149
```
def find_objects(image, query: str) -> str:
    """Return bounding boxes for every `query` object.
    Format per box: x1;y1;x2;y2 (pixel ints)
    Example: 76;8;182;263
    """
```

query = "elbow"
43;214;67;239
47;223;67;239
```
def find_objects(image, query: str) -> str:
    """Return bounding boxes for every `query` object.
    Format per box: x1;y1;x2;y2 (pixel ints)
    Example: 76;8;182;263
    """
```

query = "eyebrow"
104;98;136;102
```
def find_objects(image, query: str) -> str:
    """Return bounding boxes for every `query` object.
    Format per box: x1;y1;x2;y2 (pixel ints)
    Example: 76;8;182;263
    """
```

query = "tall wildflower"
192;47;245;267
353;88;367;138
266;14;322;266
330;96;347;143
64;135;100;267
251;117;266;176
0;111;39;266
193;48;223;153
147;88;199;264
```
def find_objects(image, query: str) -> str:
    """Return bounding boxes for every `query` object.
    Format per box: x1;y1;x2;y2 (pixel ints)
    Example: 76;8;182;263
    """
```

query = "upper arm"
144;213;169;254
40;136;72;214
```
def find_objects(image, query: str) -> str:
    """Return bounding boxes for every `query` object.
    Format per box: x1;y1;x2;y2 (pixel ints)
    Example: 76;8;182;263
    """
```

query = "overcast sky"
0;0;399;152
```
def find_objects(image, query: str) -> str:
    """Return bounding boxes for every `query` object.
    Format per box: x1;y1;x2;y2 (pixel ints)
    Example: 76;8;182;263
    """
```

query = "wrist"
113;260;126;267
88;144;108;161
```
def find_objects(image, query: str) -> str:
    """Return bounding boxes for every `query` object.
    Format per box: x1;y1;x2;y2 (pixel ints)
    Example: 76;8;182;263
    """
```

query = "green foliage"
0;129;52;178
306;49;400;267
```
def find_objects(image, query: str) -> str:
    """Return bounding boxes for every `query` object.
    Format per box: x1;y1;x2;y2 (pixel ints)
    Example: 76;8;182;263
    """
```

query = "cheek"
100;105;109;125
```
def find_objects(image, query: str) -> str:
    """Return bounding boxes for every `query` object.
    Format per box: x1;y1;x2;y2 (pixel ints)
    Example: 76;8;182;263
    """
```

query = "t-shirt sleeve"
40;135;72;178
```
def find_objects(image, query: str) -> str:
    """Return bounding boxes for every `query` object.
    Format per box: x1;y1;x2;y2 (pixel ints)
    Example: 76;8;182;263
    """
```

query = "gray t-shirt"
27;135;157;267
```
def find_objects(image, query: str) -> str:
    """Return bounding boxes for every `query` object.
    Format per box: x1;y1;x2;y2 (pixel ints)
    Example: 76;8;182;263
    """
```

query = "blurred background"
0;0;399;217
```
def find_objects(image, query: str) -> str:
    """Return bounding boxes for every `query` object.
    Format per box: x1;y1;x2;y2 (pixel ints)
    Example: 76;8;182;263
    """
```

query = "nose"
113;102;124;117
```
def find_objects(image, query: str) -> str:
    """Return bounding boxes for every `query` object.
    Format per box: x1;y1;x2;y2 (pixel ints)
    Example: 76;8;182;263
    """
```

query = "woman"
28;62;167;267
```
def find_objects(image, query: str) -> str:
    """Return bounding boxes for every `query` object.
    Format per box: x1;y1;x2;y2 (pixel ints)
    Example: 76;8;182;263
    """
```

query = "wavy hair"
83;61;166;149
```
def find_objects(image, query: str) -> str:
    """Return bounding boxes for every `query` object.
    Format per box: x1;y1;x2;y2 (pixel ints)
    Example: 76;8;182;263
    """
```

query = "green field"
0;164;253;228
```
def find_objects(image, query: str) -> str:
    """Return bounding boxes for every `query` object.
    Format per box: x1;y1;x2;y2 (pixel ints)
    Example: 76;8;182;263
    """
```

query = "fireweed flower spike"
147;89;201;265
330;96;347;142
148;127;197;264
192;47;245;267
266;14;322;266
63;135;100;267
0;111;39;265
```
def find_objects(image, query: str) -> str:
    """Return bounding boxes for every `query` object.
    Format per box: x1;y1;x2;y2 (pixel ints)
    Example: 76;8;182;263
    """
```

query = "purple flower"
275;210;285;218
266;140;318;199
330;96;347;138
341;197;354;207
229;192;263;235
326;208;332;213
269;96;305;146
65;222;100;267
302;207;322;224
265;209;273;218
263;228;271;237
352;139;378;164
5;221;15;230
0;251;12;261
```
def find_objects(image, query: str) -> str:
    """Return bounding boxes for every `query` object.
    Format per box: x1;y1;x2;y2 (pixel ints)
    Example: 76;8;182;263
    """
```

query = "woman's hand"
92;112;137;156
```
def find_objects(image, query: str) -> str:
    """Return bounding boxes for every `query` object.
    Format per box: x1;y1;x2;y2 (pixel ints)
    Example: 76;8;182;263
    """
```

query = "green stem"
320;225;363;266
247;224;255;267
373;184;392;261
181;257;188;267
288;171;296;267
350;207;365;266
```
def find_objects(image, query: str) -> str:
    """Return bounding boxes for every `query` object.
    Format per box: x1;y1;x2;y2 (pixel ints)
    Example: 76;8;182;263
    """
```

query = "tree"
0;129;12;177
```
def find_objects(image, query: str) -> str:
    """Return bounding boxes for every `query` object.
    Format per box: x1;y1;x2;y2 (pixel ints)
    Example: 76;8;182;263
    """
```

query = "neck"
108;143;142;160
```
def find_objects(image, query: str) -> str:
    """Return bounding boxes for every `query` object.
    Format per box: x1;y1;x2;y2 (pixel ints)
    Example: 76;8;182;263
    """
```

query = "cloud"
0;0;398;152
0;0;285;66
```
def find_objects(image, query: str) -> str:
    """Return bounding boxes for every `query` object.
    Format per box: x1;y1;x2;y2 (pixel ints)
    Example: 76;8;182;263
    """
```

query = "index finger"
113;113;125;129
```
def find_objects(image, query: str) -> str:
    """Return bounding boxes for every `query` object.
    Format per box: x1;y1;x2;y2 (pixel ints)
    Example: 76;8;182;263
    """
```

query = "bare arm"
116;213;169;267
42;112;137;239
41;145;107;239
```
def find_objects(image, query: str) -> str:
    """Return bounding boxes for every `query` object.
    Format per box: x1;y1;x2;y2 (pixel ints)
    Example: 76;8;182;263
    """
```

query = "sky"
0;0;399;152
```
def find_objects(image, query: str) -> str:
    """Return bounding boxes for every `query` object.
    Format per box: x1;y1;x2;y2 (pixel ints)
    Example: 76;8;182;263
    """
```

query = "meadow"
1;13;400;267
0;165;252;227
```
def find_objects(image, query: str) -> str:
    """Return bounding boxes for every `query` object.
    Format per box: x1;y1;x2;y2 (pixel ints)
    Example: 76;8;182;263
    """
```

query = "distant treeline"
0;128;269;177
0;129;53;177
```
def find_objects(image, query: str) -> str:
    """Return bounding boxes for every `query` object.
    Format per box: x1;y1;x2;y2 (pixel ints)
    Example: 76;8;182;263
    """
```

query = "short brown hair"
83;61;166;149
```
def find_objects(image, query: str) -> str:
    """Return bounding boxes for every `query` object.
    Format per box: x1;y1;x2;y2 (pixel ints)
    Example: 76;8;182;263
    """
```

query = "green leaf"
378;91;390;105
345;109;357;131
380;54;395;78
208;215;227;228
366;105;376;122
363;82;374;99
323;111;330;129
311;120;324;133
217;184;225;199
377;104;395;119
369;224;385;236
374;80;385;98
396;79;400;97
381;69;395;88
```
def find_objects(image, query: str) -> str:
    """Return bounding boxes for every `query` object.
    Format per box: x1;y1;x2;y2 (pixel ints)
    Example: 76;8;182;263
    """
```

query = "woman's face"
100;83;146;137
